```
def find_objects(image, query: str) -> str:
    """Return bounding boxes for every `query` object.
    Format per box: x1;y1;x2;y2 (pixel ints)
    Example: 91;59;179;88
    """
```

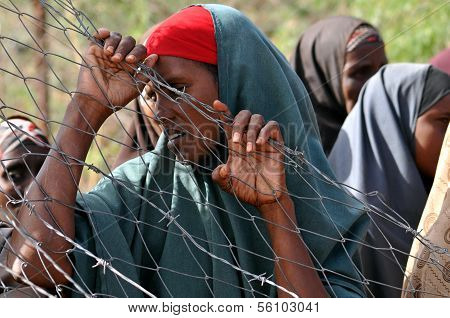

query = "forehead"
345;43;387;65
153;56;210;82
0;143;46;162
0;147;28;163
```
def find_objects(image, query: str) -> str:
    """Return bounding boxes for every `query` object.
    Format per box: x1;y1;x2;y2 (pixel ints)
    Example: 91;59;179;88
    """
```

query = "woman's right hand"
75;28;158;124
212;106;288;208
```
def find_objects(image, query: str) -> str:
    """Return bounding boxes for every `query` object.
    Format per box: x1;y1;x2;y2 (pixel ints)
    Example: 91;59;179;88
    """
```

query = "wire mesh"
0;0;448;298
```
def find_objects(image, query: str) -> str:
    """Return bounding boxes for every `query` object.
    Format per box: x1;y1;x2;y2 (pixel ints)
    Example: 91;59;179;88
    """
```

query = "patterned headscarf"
346;25;384;52
0;116;48;159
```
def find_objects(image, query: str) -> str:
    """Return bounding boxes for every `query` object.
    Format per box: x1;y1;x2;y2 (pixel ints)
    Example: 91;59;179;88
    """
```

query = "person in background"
6;5;369;298
290;16;387;155
402;124;449;298
0;116;48;297
329;63;450;297
430;47;450;75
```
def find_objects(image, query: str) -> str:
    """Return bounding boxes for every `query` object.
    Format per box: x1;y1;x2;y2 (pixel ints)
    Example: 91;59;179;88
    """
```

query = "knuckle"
136;44;146;52
239;110;251;118
233;111;250;125
252;114;264;123
123;35;136;44
111;32;122;39
267;120;279;128
136;46;148;57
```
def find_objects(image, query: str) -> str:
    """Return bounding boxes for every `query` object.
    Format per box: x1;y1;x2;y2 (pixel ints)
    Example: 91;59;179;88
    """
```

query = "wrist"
68;94;110;131
259;194;300;241
55;97;107;152
259;194;295;219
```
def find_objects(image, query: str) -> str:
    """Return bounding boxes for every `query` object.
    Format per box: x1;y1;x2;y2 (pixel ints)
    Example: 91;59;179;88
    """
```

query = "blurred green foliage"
0;0;448;190
76;0;450;62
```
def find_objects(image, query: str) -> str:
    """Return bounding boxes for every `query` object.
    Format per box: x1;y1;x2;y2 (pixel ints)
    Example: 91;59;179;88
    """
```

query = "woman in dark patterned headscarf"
290;16;387;155
0;116;49;216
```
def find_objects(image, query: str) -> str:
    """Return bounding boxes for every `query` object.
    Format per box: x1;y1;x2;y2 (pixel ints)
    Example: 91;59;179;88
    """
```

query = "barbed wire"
0;0;448;298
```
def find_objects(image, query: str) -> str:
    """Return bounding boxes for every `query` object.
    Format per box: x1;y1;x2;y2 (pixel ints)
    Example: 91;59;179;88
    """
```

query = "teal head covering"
70;4;368;298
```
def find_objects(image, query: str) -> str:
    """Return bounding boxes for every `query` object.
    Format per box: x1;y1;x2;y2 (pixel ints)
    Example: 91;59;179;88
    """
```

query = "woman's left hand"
212;104;287;207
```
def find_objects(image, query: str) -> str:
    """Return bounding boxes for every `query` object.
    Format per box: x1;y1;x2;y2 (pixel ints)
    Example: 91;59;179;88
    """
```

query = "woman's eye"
350;66;371;79
7;170;24;183
175;86;186;93
150;93;157;102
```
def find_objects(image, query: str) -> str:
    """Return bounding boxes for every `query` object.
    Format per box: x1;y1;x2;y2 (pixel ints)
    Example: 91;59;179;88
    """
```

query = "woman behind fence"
290;16;387;155
7;5;369;298
0;116;48;297
329;63;450;297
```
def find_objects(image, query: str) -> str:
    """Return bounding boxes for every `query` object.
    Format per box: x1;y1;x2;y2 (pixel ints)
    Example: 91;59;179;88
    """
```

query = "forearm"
7;96;105;287
259;195;329;298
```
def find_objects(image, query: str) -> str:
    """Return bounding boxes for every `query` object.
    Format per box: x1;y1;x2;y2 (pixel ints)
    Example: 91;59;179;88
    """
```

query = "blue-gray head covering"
329;63;450;297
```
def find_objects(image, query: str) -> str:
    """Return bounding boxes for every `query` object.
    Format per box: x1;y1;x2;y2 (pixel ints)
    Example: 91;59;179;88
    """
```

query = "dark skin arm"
6;28;155;287
212;107;329;298
259;197;329;298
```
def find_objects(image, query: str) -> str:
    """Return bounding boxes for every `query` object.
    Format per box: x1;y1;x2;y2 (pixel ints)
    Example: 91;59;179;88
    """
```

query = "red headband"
145;6;217;65
0;117;48;159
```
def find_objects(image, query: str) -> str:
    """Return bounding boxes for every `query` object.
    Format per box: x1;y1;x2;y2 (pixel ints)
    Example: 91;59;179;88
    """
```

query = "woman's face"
342;43;388;113
414;94;450;179
149;56;220;163
0;144;47;221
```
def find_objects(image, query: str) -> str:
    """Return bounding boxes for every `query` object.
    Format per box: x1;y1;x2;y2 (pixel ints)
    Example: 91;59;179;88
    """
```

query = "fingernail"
126;55;136;62
256;137;263;144
112;53;122;60
232;132;240;143
106;46;114;54
246;142;253;152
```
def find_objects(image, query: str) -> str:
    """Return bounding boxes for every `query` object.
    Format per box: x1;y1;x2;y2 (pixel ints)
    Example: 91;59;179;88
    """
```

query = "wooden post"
33;0;49;135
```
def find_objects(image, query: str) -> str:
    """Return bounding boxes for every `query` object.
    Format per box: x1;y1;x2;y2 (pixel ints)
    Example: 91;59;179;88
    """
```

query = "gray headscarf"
329;63;450;297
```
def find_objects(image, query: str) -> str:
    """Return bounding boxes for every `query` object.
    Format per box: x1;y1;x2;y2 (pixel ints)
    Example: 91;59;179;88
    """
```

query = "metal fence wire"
0;0;448;298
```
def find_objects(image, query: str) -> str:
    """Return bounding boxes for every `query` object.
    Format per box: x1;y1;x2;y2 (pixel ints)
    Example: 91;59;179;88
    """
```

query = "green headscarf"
70;4;368;298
